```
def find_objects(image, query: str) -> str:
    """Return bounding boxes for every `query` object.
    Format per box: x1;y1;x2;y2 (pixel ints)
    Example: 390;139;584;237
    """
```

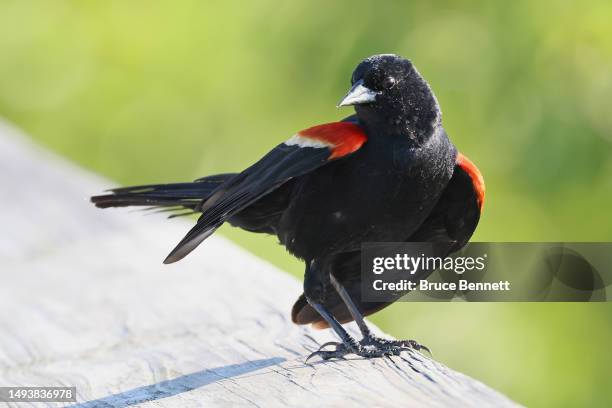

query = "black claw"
400;339;432;355
417;344;432;355
306;341;347;362
306;349;347;362
305;351;324;362
318;341;341;350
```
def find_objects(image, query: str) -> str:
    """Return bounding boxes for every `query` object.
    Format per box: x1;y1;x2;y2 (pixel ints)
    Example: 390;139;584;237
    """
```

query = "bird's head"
338;54;441;143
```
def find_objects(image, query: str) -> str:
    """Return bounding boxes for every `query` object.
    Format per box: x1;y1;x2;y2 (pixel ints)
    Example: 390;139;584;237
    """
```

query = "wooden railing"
0;121;518;407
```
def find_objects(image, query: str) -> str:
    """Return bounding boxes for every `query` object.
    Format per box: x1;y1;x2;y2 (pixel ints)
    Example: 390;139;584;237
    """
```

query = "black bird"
92;54;485;360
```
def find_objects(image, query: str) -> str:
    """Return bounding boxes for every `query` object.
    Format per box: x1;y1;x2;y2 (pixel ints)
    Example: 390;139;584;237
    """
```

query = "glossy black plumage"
91;54;484;359
292;158;482;327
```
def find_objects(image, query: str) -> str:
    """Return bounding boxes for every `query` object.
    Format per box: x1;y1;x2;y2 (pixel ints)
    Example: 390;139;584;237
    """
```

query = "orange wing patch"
457;152;485;210
296;122;368;159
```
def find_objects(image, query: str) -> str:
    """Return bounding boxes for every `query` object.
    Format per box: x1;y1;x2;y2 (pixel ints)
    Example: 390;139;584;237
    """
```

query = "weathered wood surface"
0;120;518;407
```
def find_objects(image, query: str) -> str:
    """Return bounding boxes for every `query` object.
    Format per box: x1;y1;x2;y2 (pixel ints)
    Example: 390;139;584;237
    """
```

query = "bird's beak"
337;79;378;108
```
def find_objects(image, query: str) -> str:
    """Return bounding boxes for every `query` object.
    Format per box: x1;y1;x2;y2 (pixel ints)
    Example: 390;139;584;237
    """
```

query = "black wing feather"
164;144;332;263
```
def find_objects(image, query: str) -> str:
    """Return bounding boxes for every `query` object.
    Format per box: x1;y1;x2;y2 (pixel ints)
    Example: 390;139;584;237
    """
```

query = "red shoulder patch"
297;122;367;159
457;152;485;211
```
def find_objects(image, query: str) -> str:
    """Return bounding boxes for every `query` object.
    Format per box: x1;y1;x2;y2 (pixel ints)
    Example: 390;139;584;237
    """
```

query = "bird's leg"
329;274;430;355
304;259;425;361
305;301;358;361
304;258;394;361
305;300;399;361
329;274;372;337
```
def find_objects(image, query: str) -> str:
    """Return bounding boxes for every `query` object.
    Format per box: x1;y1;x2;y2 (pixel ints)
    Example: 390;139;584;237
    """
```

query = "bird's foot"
362;334;431;355
306;335;429;362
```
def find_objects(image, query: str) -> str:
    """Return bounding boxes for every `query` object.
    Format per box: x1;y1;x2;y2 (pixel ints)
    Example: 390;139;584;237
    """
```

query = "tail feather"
91;173;236;211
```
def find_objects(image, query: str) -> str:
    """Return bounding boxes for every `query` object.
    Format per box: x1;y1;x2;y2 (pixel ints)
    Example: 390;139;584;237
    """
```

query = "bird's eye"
382;76;396;89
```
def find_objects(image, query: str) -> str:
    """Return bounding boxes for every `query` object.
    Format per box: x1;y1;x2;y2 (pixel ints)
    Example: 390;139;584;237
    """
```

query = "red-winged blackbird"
92;54;485;360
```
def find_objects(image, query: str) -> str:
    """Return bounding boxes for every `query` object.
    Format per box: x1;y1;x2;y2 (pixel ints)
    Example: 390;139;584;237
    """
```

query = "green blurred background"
1;1;611;406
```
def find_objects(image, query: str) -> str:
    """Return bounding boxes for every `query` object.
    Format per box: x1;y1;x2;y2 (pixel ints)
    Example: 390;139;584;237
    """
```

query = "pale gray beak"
337;79;379;107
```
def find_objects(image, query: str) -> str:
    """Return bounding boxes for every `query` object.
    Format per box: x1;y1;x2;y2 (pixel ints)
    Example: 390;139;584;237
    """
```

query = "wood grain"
0;121;518;407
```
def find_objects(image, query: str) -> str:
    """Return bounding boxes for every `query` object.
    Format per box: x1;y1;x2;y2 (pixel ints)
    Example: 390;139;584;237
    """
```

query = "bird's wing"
164;120;368;263
292;152;485;327
454;152;485;212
